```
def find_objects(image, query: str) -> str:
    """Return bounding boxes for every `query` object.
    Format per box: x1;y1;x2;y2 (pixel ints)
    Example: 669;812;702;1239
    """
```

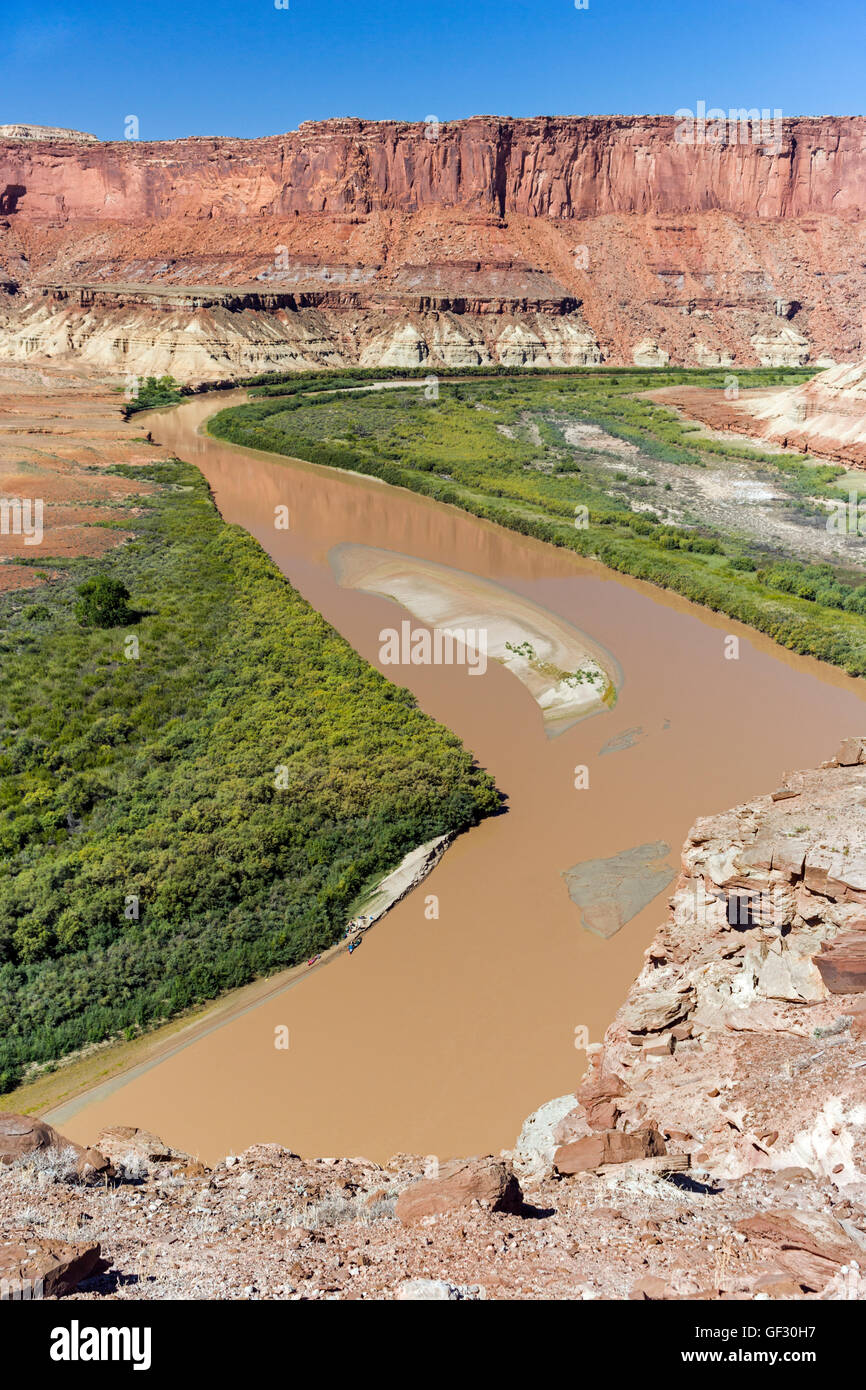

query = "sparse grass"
11;1144;81;1184
288;1192;397;1229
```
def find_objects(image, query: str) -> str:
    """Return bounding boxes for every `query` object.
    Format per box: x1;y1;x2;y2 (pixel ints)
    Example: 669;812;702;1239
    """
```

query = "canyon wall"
4;117;866;221
1;117;865;376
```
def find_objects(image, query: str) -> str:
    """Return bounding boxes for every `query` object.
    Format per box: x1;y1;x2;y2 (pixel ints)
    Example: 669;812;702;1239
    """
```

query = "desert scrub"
12;1144;82;1184
0;459;497;1086
74;574;133;628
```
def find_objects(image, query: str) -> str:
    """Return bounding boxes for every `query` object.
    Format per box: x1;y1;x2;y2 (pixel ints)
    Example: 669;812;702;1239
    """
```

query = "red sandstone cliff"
4;117;866;221
1;116;864;375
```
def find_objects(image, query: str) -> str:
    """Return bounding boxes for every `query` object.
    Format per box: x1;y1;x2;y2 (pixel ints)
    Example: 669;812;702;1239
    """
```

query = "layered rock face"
0;125;98;144
1;116;864;377
657;359;866;468
743;360;866;464
4;117;865;220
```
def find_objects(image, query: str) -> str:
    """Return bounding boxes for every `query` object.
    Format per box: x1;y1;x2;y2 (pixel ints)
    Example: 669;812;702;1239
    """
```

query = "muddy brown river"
55;390;866;1164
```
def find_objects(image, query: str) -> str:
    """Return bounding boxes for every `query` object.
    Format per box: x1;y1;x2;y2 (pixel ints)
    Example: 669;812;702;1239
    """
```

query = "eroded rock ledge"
3;747;866;1300
546;741;866;1189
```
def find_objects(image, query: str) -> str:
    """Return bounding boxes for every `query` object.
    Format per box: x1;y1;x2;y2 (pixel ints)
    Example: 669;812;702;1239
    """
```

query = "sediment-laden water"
55;390;865;1163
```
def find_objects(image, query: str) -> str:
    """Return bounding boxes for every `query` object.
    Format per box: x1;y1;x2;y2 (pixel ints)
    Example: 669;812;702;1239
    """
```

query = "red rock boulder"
834;736;866;766
736;1209;860;1291
0;1237;103;1298
815;928;866;993
76;1147;115;1184
575;1068;626;1131
0;1113;68;1164
554;1125;667;1175
396;1158;523;1225
94;1125;181;1165
0;1112;113;1182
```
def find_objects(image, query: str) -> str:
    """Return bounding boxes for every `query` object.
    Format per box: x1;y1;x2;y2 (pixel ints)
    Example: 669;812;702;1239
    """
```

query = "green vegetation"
0;460;497;1090
209;366;866;676
74;575;132;628
122;374;185;417
240;363;815;396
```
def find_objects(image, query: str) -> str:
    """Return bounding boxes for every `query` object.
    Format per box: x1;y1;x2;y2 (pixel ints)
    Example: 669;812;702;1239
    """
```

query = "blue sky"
5;0;864;141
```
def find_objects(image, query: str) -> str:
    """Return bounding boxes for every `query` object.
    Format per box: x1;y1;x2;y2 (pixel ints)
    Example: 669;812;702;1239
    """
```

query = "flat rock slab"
562;841;675;938
736;1209;860;1291
554;1125;666;1175
95;1125;180;1164
0;1238;102;1299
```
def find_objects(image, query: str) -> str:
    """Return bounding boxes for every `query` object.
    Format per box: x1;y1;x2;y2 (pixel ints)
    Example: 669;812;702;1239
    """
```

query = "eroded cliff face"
1;116;865;377
4;117;866;221
654;360;866;468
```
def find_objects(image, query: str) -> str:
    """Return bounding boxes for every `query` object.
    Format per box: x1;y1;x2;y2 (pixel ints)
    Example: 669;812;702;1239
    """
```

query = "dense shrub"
74;575;132;628
0;460;497;1084
122;374;185;417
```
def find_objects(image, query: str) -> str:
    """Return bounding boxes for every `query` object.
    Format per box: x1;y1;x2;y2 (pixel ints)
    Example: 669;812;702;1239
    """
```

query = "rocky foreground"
4;742;866;1301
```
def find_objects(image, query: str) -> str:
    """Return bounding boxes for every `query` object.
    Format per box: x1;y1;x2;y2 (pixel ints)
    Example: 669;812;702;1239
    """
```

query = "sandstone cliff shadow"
0;184;26;216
